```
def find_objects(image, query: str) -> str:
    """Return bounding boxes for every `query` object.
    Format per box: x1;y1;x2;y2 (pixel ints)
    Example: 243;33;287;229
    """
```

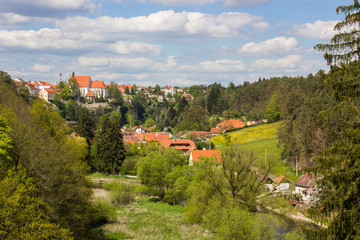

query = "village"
12;72;322;210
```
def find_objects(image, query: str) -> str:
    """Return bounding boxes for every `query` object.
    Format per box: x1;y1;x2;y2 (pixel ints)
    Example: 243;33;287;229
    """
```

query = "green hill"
211;122;298;183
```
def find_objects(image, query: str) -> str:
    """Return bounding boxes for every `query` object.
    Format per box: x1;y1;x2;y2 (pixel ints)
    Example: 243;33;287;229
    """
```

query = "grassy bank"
93;190;211;240
211;122;298;182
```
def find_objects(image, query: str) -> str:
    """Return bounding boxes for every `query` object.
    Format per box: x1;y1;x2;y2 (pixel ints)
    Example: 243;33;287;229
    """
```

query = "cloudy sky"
0;0;348;87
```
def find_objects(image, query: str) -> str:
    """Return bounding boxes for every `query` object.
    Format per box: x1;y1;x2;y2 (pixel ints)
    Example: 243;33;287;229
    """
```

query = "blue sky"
0;0;350;87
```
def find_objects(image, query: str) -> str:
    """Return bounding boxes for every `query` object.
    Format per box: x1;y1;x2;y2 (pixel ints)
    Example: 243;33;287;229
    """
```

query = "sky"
0;0;351;87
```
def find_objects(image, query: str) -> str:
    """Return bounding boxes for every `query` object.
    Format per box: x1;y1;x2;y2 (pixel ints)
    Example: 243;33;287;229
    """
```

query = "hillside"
211;122;298;182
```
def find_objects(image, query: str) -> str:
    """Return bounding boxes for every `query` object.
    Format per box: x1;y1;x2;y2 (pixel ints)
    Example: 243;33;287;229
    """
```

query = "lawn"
211;122;299;183
101;197;211;240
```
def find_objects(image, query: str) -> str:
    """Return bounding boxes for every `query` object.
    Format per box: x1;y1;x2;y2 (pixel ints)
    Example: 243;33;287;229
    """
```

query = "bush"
121;157;137;175
103;182;135;205
96;200;117;223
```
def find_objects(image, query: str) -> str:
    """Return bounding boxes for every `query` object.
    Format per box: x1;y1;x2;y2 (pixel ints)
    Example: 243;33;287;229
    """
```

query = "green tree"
310;3;360;237
0;167;73;240
315;1;360;65
94;116;125;174
136;148;187;200
76;112;95;145
107;83;124;109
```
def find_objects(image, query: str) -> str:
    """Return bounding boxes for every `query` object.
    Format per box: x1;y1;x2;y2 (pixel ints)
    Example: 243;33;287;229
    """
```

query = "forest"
1;1;360;239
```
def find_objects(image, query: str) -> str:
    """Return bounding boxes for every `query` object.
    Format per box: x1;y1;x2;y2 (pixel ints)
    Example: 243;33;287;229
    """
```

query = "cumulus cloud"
31;64;53;72
198;59;246;72
239;37;298;55
221;0;271;8
58;11;270;39
250;55;303;71
130;0;271;8
0;13;30;28
0;0;100;17
292;20;338;40
109;41;162;55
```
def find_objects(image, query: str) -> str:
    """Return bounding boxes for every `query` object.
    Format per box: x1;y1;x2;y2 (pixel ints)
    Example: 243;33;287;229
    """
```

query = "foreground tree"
311;2;360;238
315;1;360;65
93;116;125;174
0;167;73;240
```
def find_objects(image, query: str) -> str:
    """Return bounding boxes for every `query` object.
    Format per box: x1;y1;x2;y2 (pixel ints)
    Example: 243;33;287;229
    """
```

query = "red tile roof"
90;80;105;89
72;76;91;88
210;127;222;135
191;150;221;163
294;173;316;188
44;88;55;94
216;120;245;130
160;139;196;150
275;175;285;184
86;90;95;97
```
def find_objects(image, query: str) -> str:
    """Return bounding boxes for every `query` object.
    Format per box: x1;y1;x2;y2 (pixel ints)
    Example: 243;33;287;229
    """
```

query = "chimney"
72;71;75;78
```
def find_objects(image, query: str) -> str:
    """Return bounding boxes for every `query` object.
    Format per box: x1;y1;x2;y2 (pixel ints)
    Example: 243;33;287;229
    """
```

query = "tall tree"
315;1;360;65
310;2;360;238
93;116;125;174
76;112;95;145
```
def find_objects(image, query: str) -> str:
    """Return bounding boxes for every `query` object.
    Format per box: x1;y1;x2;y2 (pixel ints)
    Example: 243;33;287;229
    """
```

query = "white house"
134;126;147;134
39;88;55;101
90;80;106;98
294;173;320;203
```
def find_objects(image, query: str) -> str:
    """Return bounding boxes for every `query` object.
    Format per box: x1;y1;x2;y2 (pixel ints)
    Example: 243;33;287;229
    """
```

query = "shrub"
103;182;135;205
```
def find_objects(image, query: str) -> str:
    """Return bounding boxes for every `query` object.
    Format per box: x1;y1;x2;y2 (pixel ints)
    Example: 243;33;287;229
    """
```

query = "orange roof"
90;80;105;89
136;133;169;142
216;120;245;130
44;88;55;94
86;90;95;97
210;127;222;135
191;150;221;163
38;80;52;86
72;76;91;88
275;175;285;184
160;139;196;150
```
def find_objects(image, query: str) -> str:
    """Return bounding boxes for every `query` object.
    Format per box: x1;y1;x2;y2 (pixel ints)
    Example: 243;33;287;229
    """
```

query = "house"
26;83;39;96
216;120;246;132
163;85;176;96
189;150;221;166
134;126;148;134
183;93;193;101
90;80;106;98
72;75;91;97
38;88;55;101
210;127;222;137
274;175;290;190
259;175;276;192
160;139;196;154
294;173;320;203
176;131;209;141
86;90;95;102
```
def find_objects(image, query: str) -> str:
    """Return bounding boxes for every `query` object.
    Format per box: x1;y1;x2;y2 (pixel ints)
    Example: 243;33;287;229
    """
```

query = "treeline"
0;72;109;239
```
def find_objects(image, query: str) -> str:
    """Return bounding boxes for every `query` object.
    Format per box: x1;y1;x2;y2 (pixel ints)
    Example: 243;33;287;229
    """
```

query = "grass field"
101;197;211;240
211;122;298;183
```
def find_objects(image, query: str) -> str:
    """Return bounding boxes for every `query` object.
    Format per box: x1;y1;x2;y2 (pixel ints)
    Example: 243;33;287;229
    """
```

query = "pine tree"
94;116;125;174
315;1;360;65
76;112;95;145
310;3;360;238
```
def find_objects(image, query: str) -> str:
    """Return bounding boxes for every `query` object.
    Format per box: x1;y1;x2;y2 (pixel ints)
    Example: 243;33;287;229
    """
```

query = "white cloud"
250;55;303;71
78;57;109;67
239;37;298;55
109;41;162;55
58;11;269;39
31;64;53;72
198;59;246;72
221;0;271;8
0;0;100;17
130;0;270;8
292;20;337;40
0;13;30;28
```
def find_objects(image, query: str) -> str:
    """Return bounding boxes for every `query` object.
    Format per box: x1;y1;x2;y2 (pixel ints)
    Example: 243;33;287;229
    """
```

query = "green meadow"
211;122;298;183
